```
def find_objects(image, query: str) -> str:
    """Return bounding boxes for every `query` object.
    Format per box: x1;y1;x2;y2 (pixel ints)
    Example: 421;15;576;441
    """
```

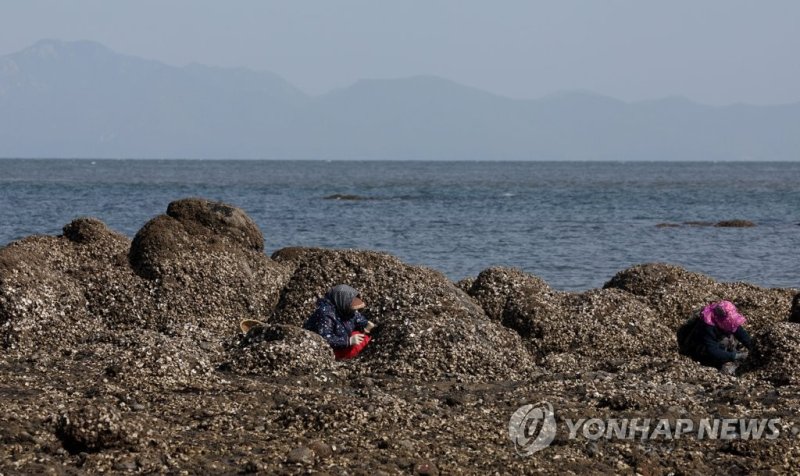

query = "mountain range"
1;39;798;160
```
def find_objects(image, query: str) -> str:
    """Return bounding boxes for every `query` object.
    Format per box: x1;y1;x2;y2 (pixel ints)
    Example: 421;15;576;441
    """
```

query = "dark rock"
0;236;92;353
465;267;549;321
415;460;439;476
3;197;800;474
443;393;465;406
604;263;715;296
715;219;756;228
683;221;715;226
166;197;264;251
655;223;681;228
603;263;720;328
129;197;269;278
323;194;369;201
112;459;138;471
754;322;800;385
503;287;671;365
308;439;333;458
55;404;130;453
455;276;475;293
286;445;315;465
0;420;34;444
62;217;123;244
127;198;291;332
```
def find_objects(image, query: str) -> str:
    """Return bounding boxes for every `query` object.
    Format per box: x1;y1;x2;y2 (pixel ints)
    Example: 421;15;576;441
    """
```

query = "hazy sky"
2;1;799;105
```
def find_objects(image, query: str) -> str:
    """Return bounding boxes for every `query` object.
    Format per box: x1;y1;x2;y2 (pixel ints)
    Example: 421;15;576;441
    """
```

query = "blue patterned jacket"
303;298;368;349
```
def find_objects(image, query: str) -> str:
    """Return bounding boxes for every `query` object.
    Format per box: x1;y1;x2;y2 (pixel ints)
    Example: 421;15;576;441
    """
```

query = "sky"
1;0;799;105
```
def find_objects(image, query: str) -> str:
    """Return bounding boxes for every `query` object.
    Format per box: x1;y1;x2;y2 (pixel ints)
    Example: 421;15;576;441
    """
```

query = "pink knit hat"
701;300;746;333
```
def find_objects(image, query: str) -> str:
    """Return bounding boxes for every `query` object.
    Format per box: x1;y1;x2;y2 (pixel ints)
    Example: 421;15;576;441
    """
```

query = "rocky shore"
1;198;798;474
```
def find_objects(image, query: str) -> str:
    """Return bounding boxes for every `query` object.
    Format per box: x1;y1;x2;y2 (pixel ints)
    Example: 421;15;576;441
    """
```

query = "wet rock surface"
1;200;799;474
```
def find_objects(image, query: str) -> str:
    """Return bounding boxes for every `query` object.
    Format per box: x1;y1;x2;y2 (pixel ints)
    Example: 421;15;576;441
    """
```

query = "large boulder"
60;217;156;330
62;217;124;247
270;247;535;381
0;217;157;354
502;288;672;369
754;322;800;386
603;263;795;331
270;247;486;325
0;235;92;353
603;263;718;328
464;267;550;321
129;198;266;279
55;402;137;453
129;198;291;333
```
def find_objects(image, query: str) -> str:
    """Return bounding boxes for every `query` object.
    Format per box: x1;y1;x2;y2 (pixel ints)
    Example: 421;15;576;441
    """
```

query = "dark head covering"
326;284;360;319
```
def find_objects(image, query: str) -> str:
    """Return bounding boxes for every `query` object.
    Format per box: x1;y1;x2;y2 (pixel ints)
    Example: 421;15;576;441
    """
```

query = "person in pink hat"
680;300;754;375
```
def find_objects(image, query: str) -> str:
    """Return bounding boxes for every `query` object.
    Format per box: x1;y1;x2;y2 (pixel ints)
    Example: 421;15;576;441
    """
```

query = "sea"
0;159;798;291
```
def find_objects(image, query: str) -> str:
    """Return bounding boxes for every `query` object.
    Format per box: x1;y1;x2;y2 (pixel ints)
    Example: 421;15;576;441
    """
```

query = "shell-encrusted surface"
1;199;798;474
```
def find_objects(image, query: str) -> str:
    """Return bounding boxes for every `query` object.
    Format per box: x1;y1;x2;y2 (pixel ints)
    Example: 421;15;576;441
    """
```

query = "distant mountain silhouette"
1;39;799;160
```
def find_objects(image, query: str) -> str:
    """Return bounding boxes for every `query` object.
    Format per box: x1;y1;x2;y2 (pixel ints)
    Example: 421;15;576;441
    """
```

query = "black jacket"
686;320;753;365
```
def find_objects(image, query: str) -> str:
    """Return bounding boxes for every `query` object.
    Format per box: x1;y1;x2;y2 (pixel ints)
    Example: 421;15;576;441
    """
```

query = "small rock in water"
323;194;369;201
715;219;756;228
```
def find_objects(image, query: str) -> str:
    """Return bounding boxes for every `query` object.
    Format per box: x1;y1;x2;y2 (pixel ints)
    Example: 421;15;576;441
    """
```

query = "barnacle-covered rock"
62;217;122;245
790;293;800;323
228;324;335;377
2;199;800;474
715;219;756;228
271;247;534;381
603;263;718;328
128;198;291;332
271;247;485;325
92;328;224;392
55;403;133;453
603;263;795;331
0;236;92;352
464;267;549;321
753;322;800;385
502;288;671;368
713;282;796;333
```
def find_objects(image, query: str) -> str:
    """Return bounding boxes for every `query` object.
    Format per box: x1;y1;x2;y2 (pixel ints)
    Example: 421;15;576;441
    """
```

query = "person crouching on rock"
789;292;800;323
684;300;754;375
303;284;376;360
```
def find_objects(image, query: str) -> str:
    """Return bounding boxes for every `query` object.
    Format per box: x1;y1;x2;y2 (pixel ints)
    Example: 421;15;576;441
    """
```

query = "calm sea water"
0;159;798;291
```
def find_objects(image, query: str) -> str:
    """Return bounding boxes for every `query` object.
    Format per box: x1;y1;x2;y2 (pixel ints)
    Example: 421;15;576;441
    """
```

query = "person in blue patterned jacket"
303;284;376;359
